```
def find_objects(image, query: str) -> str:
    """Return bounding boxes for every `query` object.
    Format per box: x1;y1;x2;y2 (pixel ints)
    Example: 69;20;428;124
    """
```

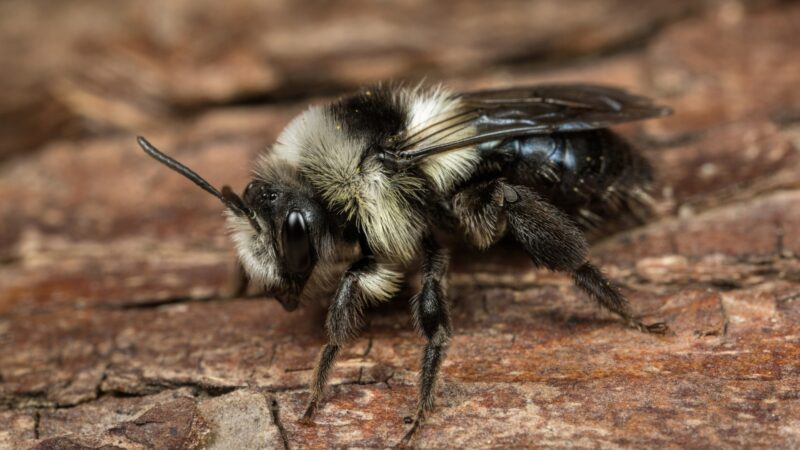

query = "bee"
138;82;671;445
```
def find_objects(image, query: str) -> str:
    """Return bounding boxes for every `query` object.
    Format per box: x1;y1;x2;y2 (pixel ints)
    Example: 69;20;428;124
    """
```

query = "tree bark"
1;1;799;449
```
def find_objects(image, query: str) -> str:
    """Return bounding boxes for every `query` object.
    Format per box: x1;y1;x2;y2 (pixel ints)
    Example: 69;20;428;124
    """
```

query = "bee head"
137;137;334;312
229;173;333;311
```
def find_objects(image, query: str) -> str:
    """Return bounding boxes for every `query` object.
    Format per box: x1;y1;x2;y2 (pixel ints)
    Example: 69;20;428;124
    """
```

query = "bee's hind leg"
571;261;667;333
400;237;452;447
501;183;666;334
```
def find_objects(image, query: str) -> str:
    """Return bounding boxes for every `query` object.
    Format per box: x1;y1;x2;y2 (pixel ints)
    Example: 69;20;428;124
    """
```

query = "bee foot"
398;415;425;448
299;401;318;426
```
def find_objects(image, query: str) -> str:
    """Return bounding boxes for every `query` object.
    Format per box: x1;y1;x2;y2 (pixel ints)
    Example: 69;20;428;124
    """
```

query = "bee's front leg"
302;257;402;424
401;238;452;447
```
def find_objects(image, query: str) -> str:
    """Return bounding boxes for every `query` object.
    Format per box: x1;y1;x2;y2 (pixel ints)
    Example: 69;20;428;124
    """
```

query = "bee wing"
394;84;671;163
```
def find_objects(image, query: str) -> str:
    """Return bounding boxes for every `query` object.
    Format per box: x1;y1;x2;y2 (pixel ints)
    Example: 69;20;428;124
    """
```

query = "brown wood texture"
1;1;799;449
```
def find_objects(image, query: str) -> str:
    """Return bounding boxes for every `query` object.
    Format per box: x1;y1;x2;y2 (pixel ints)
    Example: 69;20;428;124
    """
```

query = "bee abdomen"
486;129;654;230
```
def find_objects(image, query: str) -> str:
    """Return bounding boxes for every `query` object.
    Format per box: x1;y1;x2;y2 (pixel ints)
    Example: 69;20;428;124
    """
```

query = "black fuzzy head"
136;136;335;312
239;177;330;310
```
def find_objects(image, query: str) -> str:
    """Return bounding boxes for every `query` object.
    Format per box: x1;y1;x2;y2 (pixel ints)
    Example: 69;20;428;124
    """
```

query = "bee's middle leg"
302;257;401;423
401;238;452;446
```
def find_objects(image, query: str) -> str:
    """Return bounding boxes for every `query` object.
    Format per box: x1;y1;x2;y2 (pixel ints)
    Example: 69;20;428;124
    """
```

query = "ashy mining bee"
138;83;671;445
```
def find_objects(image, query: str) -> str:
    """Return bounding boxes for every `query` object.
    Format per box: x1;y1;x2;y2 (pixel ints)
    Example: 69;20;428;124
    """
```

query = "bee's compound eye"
282;210;313;274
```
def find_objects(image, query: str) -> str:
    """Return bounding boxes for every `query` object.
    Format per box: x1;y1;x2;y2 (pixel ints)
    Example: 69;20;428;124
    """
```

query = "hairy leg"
572;261;666;333
502;183;665;333
401;238;452;446
453;180;666;333
302;257;403;423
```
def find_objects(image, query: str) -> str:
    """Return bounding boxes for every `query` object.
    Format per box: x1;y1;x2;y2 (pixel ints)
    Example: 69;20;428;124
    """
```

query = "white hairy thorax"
272;85;479;263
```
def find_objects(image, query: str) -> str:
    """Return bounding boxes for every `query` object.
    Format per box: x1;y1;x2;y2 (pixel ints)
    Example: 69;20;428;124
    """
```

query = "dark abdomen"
479;129;654;230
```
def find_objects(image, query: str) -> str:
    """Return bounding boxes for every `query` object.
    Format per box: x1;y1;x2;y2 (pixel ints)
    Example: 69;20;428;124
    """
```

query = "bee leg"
302;257;401;424
502;184;666;334
401;238;452;446
301;342;340;424
571;261;667;334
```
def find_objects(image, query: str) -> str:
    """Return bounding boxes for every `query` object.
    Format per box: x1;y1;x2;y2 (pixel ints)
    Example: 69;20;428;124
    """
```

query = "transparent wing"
394;84;671;163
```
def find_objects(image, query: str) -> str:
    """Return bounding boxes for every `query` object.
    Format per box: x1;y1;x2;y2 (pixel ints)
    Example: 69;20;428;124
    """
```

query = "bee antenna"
221;185;263;232
137;136;262;233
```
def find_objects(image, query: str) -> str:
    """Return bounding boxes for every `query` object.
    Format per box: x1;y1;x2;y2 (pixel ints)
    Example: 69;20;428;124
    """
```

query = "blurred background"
2;1;800;448
1;0;795;158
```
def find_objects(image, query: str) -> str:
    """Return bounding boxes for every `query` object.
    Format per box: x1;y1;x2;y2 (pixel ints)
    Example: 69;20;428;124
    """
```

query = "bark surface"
1;1;799;449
